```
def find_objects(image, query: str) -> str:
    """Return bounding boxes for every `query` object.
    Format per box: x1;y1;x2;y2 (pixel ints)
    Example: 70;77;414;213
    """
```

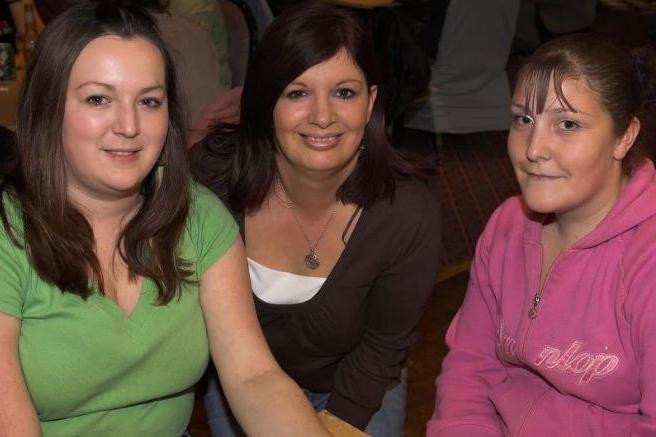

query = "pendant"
304;250;320;270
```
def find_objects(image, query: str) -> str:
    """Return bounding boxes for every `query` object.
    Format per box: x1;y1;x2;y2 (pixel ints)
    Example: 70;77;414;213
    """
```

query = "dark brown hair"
191;0;415;212
515;33;646;174
0;1;191;303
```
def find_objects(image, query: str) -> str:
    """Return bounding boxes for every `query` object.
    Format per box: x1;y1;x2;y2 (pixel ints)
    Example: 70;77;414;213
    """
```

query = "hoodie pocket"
489;375;553;436
569;400;634;436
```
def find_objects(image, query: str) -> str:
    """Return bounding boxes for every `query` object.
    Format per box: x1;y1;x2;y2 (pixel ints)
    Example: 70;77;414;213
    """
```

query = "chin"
520;194;561;215
101;179;146;196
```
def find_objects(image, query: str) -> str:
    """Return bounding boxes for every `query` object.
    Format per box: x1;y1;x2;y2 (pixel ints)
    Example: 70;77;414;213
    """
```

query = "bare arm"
0;312;41;436
200;238;330;437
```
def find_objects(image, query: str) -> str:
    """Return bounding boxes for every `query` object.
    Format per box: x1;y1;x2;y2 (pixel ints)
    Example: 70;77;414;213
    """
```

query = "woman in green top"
0;2;330;436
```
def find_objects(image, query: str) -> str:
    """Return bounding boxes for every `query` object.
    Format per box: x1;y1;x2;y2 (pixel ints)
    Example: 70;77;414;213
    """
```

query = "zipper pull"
528;292;541;319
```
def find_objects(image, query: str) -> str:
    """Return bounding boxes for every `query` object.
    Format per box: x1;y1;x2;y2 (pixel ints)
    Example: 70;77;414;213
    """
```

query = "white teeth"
307;136;337;142
107;150;136;156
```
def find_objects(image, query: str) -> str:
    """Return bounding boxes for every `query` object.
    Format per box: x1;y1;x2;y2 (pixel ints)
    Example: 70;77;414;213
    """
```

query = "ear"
366;85;378;123
613;117;640;160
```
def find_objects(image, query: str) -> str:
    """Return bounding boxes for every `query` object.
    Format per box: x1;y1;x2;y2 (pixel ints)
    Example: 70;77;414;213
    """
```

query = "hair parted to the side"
191;0;416;212
0;1;192;304
515;33;647;174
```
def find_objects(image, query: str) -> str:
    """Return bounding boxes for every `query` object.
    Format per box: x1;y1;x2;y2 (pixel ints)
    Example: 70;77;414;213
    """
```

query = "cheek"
62;116;89;155
150;113;169;145
506;134;525;166
272;104;296;136
61;138;89;175
62;107;107;146
340;104;369;133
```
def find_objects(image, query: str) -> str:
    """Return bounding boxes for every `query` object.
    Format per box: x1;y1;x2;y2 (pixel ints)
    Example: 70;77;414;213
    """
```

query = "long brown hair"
191;1;416;213
0;1;192;304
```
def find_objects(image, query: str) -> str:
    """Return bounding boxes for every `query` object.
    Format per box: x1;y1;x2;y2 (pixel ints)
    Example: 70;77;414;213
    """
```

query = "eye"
334;88;356;99
558;119;580;131
86;95;109;106
140;97;164;108
285;89;307;99
512;113;534;126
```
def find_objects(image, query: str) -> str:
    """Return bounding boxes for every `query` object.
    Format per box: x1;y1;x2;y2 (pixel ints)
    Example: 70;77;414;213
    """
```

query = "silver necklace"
274;178;339;270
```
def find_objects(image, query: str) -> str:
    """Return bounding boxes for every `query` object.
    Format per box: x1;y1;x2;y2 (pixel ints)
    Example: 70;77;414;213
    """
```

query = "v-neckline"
243;206;369;309
90;277;152;324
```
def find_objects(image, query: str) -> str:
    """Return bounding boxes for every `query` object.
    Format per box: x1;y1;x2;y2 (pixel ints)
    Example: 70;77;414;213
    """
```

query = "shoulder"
188;182;234;224
0;192;30;319
486;196;526;231
363;177;442;252
0;189;23;241
473;196;530;257
482;196;526;235
184;182;239;273
187;182;237;237
621;214;656;279
375;177;440;219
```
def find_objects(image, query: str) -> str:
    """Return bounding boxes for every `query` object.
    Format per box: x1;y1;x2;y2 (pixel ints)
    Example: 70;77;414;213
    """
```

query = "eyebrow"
288;79;364;87
510;102;589;116
75;81;165;94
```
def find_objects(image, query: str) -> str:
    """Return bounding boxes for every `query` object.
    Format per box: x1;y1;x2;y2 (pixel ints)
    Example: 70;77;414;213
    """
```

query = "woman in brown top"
191;2;442;435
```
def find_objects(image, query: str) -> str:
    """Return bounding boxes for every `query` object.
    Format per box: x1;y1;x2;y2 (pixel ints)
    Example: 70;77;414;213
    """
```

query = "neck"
551;175;627;248
274;151;358;214
276;169;346;217
67;186;141;229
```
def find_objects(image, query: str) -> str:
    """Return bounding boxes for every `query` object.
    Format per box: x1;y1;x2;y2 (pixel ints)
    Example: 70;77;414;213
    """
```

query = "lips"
300;133;342;149
525;169;562;179
101;147;143;162
102;147;141;155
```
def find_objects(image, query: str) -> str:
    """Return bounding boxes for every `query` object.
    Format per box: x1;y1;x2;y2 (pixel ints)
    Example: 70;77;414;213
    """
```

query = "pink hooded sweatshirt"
427;160;656;437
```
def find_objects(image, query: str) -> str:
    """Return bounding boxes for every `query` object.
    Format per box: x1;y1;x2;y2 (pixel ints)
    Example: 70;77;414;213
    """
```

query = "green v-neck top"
0;183;238;436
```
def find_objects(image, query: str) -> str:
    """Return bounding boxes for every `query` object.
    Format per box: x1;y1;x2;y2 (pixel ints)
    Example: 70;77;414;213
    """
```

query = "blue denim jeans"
203;368;407;437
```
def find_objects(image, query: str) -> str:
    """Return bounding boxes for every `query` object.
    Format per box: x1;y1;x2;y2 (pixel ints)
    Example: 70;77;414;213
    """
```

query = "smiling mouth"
301;134;341;140
102;148;141;156
526;171;561;180
300;134;342;148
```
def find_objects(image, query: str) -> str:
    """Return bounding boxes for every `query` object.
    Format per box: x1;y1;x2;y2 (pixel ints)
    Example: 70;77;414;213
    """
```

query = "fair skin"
0;35;329;437
61;36;169;309
508;76;640;284
246;49;377;277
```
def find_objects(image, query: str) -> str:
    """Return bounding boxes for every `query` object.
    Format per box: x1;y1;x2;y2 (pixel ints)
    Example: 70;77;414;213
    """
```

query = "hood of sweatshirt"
524;159;656;249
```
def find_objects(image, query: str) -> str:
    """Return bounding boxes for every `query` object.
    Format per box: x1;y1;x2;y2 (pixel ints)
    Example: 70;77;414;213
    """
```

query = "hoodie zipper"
517;251;563;434
520;250;562;359
528;292;542;319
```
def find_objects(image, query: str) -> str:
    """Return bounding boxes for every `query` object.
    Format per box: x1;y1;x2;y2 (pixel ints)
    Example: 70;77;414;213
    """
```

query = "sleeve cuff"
325;392;377;430
426;419;504;437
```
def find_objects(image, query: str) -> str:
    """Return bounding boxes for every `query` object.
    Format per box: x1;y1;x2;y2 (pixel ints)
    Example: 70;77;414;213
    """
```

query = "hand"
318;410;371;437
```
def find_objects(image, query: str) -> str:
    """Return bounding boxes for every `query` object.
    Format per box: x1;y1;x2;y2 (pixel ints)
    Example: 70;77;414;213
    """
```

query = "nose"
308;94;335;128
525;124;550;162
113;102;140;138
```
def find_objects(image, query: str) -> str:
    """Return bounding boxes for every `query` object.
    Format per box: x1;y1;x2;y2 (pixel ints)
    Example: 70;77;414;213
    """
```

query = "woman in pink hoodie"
428;34;656;436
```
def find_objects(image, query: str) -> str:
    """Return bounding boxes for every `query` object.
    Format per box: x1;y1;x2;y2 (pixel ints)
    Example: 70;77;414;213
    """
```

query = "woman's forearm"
220;367;330;437
201;239;330;436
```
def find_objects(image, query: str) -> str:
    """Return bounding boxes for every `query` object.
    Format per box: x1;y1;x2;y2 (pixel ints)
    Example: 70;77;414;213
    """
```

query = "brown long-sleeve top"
228;178;442;429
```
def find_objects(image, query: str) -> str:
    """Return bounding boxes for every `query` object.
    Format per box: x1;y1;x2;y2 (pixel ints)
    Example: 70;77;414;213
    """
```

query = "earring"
155;159;166;188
